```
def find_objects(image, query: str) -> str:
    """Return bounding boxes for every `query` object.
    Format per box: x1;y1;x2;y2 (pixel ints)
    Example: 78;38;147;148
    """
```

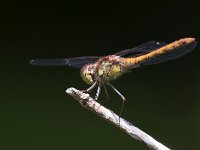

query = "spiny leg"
95;84;102;100
85;81;97;92
108;83;126;124
103;84;110;100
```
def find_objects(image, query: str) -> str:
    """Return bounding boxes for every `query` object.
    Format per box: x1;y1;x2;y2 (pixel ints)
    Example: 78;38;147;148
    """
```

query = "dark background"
1;0;200;149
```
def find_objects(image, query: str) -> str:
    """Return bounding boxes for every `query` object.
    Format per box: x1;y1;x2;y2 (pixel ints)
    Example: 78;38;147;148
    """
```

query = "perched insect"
30;38;197;115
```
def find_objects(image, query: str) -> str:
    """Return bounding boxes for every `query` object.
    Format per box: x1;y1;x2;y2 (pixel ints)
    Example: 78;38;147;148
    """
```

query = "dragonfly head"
81;64;96;84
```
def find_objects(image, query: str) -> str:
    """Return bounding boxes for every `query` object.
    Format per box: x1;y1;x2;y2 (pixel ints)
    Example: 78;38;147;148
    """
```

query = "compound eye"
81;64;95;84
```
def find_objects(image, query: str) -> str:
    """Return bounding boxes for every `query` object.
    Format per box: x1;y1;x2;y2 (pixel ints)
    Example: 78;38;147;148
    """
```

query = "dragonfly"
30;37;197;115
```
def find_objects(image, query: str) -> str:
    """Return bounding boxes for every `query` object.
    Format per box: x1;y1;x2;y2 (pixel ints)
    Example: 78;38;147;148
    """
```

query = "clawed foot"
81;90;89;93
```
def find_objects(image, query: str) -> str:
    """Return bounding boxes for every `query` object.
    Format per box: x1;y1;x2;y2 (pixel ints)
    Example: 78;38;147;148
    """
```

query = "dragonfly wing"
29;56;99;69
141;40;197;66
115;41;167;57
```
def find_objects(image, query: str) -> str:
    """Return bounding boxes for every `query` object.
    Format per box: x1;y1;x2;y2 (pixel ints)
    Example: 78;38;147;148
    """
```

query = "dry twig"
66;87;171;150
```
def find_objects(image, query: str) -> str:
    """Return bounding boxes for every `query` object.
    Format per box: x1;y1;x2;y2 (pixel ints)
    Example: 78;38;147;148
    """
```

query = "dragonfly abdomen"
123;38;195;67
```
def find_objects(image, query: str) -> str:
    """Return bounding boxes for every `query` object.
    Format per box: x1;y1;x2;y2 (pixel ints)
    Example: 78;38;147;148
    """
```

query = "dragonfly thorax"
95;55;126;82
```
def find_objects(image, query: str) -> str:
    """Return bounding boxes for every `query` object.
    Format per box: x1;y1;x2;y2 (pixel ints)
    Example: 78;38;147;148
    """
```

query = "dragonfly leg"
95;84;102;100
108;83;126;120
103;84;110;100
84;81;97;92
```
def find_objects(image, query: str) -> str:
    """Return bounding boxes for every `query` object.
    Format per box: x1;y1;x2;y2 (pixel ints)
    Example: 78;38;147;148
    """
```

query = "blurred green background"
1;0;200;149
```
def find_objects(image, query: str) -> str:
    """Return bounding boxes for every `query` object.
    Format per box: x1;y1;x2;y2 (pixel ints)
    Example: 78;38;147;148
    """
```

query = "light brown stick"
66;87;171;150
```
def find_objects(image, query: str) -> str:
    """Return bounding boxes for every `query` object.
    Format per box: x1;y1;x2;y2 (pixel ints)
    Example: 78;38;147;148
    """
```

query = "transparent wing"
29;56;99;69
115;41;167;57
141;40;197;66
